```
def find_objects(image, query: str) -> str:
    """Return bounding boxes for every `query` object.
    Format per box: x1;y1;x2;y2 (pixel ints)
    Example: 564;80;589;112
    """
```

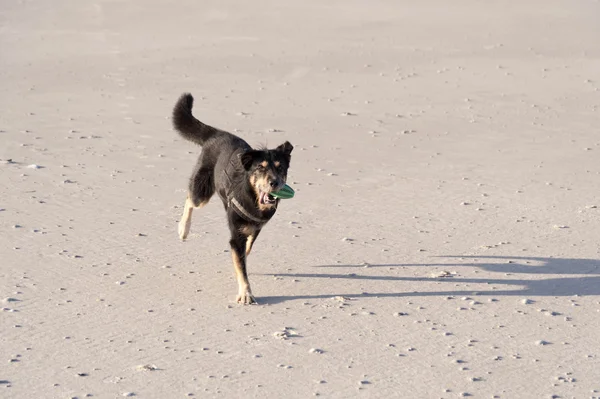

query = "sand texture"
1;1;600;398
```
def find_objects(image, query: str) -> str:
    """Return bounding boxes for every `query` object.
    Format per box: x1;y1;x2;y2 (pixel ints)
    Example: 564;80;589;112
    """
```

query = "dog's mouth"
259;192;276;205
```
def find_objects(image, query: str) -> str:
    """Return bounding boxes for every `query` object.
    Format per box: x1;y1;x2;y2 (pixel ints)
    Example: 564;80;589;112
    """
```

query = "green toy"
270;184;295;199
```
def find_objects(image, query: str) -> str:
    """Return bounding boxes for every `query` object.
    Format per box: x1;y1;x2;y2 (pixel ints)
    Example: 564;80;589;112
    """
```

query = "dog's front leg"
230;236;256;305
245;228;261;256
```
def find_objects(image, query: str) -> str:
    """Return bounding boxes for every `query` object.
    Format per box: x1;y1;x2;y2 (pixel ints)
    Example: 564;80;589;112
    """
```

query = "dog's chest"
239;223;262;236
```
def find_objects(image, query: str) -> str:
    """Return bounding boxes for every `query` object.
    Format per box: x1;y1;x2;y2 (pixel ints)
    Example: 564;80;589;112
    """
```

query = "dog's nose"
270;180;280;188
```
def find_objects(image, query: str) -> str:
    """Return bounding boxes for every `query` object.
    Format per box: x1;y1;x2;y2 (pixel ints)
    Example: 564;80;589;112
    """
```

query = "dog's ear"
275;141;293;156
239;150;260;171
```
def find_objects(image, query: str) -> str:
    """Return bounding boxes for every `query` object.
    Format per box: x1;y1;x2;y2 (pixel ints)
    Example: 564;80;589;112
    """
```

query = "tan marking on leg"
245;235;255;256
232;250;256;305
178;195;207;241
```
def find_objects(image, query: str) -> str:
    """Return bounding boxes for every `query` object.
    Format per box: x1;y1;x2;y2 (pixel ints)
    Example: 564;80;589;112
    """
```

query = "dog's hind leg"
178;194;201;240
178;165;214;240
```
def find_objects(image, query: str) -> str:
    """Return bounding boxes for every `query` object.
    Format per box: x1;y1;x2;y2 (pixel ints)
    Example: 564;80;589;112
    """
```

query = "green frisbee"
270;184;295;199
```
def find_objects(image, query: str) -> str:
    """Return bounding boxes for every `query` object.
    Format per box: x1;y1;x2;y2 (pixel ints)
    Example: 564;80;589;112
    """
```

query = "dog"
172;93;293;305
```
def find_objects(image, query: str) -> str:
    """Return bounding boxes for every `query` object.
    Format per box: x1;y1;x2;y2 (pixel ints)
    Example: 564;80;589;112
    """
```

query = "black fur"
172;93;219;146
173;92;293;304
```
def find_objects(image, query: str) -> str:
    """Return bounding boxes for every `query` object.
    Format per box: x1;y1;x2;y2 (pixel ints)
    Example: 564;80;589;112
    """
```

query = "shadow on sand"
259;256;600;305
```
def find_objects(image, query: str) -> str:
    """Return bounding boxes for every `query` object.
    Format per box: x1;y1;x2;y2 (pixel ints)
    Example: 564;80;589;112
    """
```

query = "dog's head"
240;141;293;208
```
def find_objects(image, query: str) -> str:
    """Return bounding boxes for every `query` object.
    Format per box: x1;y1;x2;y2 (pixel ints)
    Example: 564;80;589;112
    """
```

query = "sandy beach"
2;1;600;398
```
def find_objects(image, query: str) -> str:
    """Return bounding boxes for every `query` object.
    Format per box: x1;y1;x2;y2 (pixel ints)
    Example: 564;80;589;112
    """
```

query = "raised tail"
172;93;219;145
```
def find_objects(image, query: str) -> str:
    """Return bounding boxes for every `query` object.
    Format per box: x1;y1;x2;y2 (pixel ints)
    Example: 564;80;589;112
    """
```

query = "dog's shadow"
258;256;600;305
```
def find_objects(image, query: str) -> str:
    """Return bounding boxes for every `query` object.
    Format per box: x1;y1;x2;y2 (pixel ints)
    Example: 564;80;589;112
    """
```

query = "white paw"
236;290;257;305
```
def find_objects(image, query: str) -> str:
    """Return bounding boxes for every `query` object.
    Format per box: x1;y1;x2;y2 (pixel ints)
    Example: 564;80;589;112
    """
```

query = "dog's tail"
172;93;219;146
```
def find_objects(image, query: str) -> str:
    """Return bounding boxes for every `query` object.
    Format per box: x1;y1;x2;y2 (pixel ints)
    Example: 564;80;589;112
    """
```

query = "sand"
1;0;600;398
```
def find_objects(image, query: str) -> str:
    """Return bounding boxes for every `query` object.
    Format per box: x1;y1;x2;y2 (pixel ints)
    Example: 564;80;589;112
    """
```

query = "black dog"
173;93;293;304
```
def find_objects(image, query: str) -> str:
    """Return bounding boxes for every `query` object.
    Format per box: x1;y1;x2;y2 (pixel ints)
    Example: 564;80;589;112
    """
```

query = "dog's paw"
236;291;257;305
